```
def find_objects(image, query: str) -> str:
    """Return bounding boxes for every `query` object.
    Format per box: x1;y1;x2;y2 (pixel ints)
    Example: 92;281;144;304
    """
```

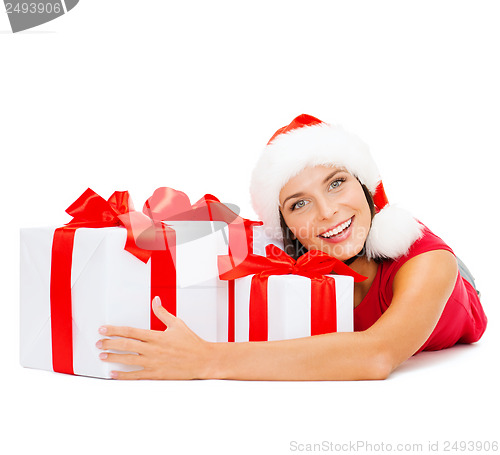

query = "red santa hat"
250;114;423;260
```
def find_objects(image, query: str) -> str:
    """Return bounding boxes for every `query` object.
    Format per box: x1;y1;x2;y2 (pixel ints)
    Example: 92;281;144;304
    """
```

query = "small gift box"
218;245;366;342
20;188;260;379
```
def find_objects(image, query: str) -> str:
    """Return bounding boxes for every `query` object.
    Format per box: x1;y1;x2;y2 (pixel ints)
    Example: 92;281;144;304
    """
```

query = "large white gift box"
20;221;231;379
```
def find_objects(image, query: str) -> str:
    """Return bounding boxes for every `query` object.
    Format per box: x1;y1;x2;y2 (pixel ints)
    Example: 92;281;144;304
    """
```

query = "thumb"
152;296;176;327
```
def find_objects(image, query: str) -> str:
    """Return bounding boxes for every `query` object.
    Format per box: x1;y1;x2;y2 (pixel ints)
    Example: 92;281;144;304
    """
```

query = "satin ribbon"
50;187;259;374
218;244;367;341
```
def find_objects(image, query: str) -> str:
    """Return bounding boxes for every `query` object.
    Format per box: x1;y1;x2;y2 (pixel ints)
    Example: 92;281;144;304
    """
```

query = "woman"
96;114;487;380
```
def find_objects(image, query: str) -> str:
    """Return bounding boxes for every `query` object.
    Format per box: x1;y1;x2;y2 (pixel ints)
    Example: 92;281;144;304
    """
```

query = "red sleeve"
380;223;454;302
380;223;487;353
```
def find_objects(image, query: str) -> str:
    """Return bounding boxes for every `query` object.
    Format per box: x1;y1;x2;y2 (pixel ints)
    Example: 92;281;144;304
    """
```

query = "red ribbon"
218;245;367;341
50;187;259;374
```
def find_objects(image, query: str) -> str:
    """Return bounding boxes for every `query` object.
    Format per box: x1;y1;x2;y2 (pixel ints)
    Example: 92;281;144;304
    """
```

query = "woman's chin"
324;244;364;262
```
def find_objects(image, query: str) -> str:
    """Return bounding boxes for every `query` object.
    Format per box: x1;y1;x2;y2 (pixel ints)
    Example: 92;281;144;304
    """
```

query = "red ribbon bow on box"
219;243;367;281
218;245;366;341
50;187;260;375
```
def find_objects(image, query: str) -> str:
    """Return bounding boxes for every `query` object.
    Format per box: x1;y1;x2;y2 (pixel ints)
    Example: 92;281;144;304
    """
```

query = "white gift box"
233;274;353;342
20;221;232;379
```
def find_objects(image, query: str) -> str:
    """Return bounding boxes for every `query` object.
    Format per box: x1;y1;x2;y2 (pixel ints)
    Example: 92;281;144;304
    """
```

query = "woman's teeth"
320;218;352;238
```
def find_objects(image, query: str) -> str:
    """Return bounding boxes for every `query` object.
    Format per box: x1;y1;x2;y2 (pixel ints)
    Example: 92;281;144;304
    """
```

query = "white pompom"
365;205;424;260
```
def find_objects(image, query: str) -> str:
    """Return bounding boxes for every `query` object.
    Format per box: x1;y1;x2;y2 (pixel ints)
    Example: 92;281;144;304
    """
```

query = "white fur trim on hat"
365;205;424;260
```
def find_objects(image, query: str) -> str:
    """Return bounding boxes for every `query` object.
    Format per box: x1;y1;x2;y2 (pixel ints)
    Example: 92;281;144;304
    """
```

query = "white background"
1;1;499;454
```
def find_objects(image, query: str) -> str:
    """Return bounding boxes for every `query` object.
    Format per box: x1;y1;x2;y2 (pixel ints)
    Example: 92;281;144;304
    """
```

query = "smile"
318;217;353;238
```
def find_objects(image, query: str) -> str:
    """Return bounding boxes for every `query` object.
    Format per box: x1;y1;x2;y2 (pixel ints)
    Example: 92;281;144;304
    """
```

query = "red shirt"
354;225;488;354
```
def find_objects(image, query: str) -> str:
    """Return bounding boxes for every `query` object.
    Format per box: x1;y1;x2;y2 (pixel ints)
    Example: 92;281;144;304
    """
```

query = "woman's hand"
96;296;215;380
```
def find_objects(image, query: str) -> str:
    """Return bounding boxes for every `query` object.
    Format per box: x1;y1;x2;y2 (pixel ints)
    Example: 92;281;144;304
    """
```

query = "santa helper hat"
250;114;423;260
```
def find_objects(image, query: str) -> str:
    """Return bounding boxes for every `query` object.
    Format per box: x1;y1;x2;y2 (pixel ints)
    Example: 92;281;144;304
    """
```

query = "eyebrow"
322;169;345;184
280;169;346;207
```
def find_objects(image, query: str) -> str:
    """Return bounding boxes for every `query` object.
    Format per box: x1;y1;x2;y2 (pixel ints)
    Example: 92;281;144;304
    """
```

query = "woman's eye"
329;178;345;190
292;200;308;210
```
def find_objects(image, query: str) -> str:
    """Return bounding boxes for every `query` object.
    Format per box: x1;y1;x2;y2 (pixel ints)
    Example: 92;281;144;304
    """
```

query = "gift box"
218;245;366;342
20;188;260;379
233;274;355;341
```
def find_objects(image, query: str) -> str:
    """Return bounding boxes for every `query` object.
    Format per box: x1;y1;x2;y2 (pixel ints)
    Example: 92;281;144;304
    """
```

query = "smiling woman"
96;114;488;381
250;114;487;357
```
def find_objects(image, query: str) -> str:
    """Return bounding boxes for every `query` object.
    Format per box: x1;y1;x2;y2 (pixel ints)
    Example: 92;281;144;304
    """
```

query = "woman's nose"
315;197;336;220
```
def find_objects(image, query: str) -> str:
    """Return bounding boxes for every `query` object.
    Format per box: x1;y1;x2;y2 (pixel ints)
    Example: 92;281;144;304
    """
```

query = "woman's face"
279;165;372;261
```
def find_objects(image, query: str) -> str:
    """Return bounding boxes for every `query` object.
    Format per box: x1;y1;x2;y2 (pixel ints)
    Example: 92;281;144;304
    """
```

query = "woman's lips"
318;216;354;244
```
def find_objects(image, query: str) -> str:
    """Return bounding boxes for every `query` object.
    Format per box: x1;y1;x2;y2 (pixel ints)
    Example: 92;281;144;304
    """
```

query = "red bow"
63;188;153;262
141;187;261;264
219;244;367;282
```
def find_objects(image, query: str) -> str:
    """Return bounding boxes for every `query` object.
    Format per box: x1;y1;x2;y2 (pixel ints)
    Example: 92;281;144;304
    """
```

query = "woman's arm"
208;250;457;380
366;249;458;373
98;250;457;381
207;250;457;380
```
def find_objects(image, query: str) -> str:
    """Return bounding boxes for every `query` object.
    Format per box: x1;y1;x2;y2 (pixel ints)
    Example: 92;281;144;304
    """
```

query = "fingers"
97;337;147;354
97;297;181;381
98;297;176;341
152;296;177;328
98;324;159;342
99;352;144;366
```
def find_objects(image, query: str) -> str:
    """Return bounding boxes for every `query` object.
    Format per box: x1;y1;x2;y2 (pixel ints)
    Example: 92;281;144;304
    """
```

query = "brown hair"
280;181;377;262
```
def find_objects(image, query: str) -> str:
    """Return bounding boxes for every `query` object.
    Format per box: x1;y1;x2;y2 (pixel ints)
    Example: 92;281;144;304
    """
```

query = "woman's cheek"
300;223;318;244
